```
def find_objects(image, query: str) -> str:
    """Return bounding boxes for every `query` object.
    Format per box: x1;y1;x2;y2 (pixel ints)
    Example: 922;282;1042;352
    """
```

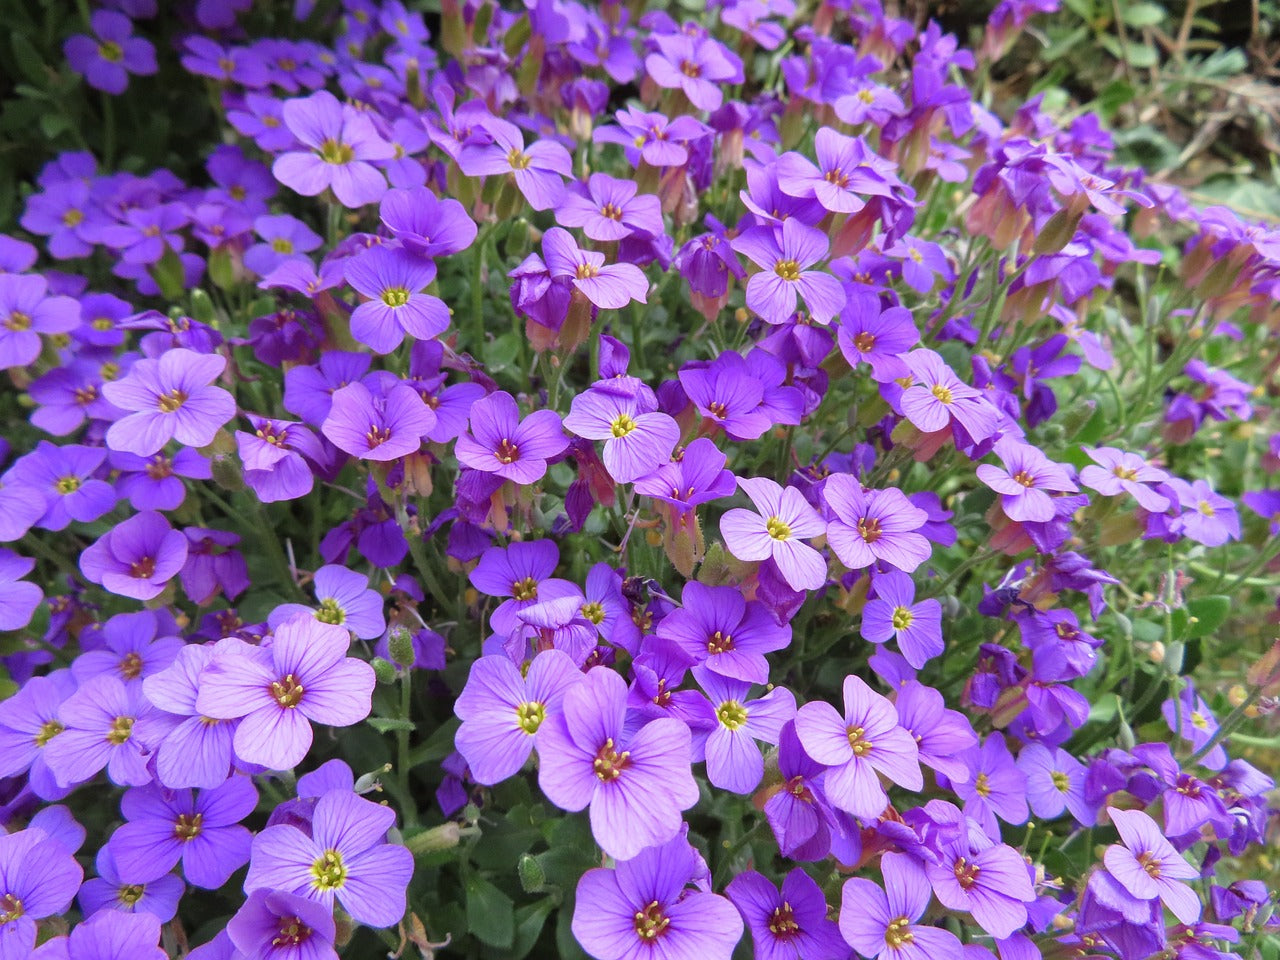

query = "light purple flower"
1103;806;1201;924
976;438;1078;523
824;475;931;573
644;33;744;111
227;889;338;960
0;827;83;960
861;570;943;668
926;832;1035;939
79;511;188;601
657;582;790;684
722;476;827;592
899;350;997;440
733;219;845;325
0;273;80;370
777;128;894;214
456;391;569;484
196;614;375;771
840;853;962;960
272;90;394;208
557;174;664;242
46;675;168;788
78;847;184;923
269;565;386;640
563;383;679;484
458;117;572;211
541;227;649;309
694;667;795;794
0;549;42;632
1017;743;1093;825
794;674;922;819
344;245;450;353
244;214;322;277
102;349;235;457
951;736;1029;837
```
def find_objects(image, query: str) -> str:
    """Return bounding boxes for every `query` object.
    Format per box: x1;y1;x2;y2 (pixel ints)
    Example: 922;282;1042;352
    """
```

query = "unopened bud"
371;657;397;685
387;626;416;668
1148;640;1166;664
405;822;462;856
518;853;546;893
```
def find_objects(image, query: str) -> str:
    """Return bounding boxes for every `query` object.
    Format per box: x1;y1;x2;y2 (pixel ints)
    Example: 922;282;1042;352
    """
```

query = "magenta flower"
63;11;157;94
456;391;569;485
227;889;338;960
541;227;649;309
824;475;931;573
733;220;845;325
0;273;80;370
563;383;680;484
721;476;827;592
455;650;583;785
245;789;413;928
861;570;943;668
101;349;236;458
106;777;256;889
272;90;394;208
321;379;436;461
571;834;743;960
644;33;744;111
344;246;450;354
79;511;188;601
1103;806;1201;924
536;666;697;860
840;853;961;960
793;674;922;819
977;438;1078;523
458;116;572;211
557;174;664;242
728;868;847;960
196;614;375;771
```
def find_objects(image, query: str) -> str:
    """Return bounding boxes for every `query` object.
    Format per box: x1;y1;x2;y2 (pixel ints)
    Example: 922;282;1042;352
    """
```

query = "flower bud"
371;657;397;684
518;853;547;893
387;626;416;668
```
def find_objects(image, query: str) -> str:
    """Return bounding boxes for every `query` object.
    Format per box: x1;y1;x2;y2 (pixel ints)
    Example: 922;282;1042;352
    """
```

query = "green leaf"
409;715;460;769
466;876;515;948
491;898;556;960
366;716;416;733
1173;595;1231;640
1121;2;1165;26
1122;40;1158;68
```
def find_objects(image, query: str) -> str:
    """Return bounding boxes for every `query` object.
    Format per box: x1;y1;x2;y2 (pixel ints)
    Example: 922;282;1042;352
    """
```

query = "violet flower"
78;846;183;923
1078;446;1170;511
0;827;83;959
727;868;847;960
0;273;81;370
101;349;236;458
269;563;386;640
951;736;1029;837
777;128;893;214
976;438;1078;523
571;833;743;960
694;666;795;794
272;90;394;208
79;510;188;601
837;302;918;382
542;227;649;309
344;245;450;353
861;570;943;668
45;675;167;788
644;33;744;111
733;219;845;325
722;476;827;591
379;186;477;258
63;10;157;94
824;475;931;573
227;889;338;960
1018;743;1094;825
458;116;572;211
321;379;436;461
563;382;680;484
0;549;42;632
1103;806;1201;924
840;852;962;960
456;391;569;485
536;666;698;860
236;415;326;503
656;581;791;684
558;173;664;242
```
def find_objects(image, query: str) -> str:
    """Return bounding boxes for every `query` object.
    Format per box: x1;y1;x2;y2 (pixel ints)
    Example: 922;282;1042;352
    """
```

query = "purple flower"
634;437;737;518
644;33;744;111
244;789;413;928
694;667;795;793
1018;743;1094;825
244;215;322;277
7;442;115;531
379;186;477;258
0;273;80;370
722;476;827;591
926;833;1035;939
1078;446;1170;511
272;90;394;208
657;582;790;684
456;391;569;484
1162;685;1227;770
46;675;167;788
63;11;157;94
733;220;845;325
0;827;83;958
563;383;680;484
840;852;962;960
71;610;182;686
594;106;711;168
237;416;325;503
887;236;954;294
777;128;893;214
31;910;167;960
837;302;918;382
455;649;582;784
571;833;743;960
1165;479;1241;547
558;174;664;242
536;666;697;860
344;245;450;353
899;350;998;440
542;227;649;309
794;674;922;818
976;438;1078;523
458;117;572;211
107;777;256;889
0;549;42;632
727;868;847;960
227;889;338;960
99;204;188;265
861;570;943;668
78;847;183;923
1103;806;1201;924
468;540;577;637
79;510;188;601
102;349;235;457
951;736;1029;837
892;681;978;783
270;564;386;640
824;475;931;573
283;351;371;426
0;673;76;800
321;379;436;461
196;614;375;771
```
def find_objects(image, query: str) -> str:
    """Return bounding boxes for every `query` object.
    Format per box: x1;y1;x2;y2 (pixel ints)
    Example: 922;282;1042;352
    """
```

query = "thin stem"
398;666;418;827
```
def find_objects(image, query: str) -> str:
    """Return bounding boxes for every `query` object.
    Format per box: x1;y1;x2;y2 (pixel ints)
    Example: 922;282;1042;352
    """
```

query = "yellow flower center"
593;737;630;782
270;674;305;708
581;601;606;625
316;598;345;625
891;606;913;631
634;900;670;940
119;651;144;680
310;849;347;890
716;700;749;731
884;917;914;948
318;139;355;165
974;772;992;797
157;389;187;413
34;719;63;747
381;286;411;308
496;438;519;464
506;148;532;170
515;701;545;735
107;715;134;745
512;576;538;601
774;259;801;282
765;516;791;541
930;384;954;404
610;413;637;438
174;813;204;841
98;40;124;62
847;725;873;756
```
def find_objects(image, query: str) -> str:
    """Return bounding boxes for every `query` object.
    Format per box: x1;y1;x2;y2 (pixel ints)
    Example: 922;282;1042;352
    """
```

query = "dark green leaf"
466;876;515;948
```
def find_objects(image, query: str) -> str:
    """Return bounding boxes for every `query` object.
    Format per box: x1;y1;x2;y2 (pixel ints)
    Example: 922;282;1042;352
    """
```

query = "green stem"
250;500;303;598
398;667;418;827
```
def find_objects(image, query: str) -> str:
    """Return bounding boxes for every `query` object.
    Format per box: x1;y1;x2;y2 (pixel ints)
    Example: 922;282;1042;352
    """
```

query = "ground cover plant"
0;0;1278;958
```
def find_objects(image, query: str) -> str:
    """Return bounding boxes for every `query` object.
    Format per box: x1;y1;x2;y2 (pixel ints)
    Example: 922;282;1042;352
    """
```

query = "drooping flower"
244;788;413;928
840;852;962;960
824;475;931;573
733;219;845;325
379;186;477;258
571;833;743;960
106;777;256;889
196;614;375;771
101;349;235;458
272;90;394;208
344;245;450;353
456;391;569;485
536;666;698;860
793;674;922;819
1103;806;1201;924
721;476;827;592
454;650;583;785
726;868;847;960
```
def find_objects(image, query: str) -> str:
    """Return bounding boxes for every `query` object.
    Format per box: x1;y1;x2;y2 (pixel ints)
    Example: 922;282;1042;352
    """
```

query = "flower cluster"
1;0;1278;958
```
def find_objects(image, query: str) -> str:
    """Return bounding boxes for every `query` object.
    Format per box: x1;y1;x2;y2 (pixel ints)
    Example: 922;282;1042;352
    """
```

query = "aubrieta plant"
0;0;1278;958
